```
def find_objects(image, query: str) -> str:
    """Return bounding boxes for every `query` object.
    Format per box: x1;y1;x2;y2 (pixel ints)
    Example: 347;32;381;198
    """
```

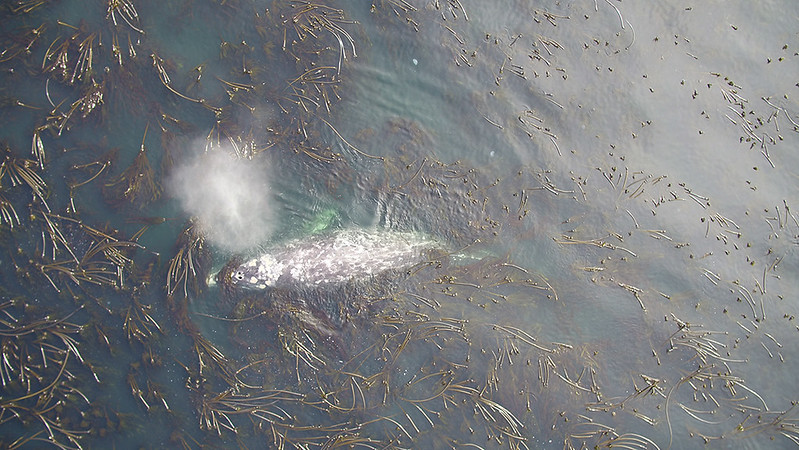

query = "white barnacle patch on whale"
226;228;441;290
254;254;284;287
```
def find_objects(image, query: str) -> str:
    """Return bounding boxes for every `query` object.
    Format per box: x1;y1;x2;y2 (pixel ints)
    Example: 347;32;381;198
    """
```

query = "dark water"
1;1;798;449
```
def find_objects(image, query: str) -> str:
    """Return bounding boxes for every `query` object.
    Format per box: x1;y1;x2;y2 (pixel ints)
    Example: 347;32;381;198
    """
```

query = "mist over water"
167;147;276;253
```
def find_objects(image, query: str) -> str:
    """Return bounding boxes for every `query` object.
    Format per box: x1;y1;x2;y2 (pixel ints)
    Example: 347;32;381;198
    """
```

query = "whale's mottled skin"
225;228;438;289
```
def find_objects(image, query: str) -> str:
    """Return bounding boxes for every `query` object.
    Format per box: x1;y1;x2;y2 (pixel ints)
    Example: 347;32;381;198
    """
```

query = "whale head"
227;254;284;290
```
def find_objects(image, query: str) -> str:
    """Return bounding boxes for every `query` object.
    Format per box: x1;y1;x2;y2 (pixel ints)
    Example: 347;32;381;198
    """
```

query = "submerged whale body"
222;228;440;290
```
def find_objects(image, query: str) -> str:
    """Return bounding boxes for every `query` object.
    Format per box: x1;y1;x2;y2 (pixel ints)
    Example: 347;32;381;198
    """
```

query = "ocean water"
1;1;797;449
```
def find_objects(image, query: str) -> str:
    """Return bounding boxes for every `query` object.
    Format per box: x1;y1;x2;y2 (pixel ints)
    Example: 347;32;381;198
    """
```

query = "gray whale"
222;228;440;290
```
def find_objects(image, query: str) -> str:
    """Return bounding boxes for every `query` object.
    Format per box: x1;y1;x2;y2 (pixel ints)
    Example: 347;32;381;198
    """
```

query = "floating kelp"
30;211;142;295
0;297;100;448
0;144;50;215
279;1;357;76
102;126;161;211
166;218;211;300
1;0;797;448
